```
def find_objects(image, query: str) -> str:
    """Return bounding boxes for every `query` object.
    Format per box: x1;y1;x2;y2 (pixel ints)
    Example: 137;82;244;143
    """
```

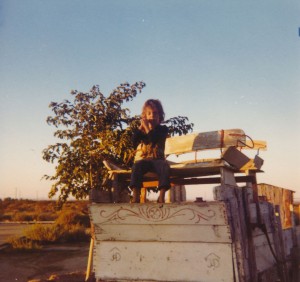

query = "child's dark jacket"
132;125;168;162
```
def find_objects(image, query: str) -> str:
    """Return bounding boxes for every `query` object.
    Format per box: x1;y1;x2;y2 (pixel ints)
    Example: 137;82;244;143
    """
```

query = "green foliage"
43;82;194;204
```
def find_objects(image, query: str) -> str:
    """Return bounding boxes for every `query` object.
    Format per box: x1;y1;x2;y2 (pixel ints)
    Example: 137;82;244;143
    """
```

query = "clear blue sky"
0;0;299;201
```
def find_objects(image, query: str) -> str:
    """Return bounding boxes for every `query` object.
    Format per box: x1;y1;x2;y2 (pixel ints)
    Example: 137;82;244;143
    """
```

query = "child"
129;99;171;203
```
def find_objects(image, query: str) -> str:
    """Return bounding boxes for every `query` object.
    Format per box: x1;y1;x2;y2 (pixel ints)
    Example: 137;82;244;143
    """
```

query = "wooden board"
93;224;231;243
93;241;234;282
90;202;234;282
295;226;300;251
245;139;267;150
165;129;246;156
282;228;294;256
253;233;276;273
89;202;229;226
102;128;267;188
257;184;293;229
106;159;234;183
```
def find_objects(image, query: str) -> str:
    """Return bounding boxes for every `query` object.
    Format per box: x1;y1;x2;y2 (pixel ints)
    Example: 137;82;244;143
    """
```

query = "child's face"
145;106;160;125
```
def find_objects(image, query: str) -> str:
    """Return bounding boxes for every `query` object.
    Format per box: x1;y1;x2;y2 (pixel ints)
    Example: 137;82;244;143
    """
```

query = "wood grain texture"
93;241;234;282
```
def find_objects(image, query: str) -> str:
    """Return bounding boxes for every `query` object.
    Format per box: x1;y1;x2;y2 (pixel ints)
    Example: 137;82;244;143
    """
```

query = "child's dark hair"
141;99;165;122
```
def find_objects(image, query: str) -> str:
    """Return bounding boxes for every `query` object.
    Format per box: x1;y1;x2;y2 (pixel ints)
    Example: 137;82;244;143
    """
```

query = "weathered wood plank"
253;234;276;272
282;228;294;256
103;159;231;187
258;184;293;229
252;227;274;237
244;140;267;150
249;202;273;225
213;181;254;281
220;167;237;186
93;241;234;282
105;159;228;176
93;224;232;243
165;129;246;156
104;155;263;189
165;129;266;156
89;202;228;226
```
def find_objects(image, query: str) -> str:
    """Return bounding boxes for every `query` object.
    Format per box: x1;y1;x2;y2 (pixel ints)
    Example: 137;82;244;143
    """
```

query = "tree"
42;82;194;204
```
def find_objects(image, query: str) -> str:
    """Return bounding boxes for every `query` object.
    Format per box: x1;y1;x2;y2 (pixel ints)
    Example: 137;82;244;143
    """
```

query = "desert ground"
0;243;93;282
0;200;93;281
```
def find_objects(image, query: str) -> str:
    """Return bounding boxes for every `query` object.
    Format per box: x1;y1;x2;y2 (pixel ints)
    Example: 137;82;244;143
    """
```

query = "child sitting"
129;99;171;203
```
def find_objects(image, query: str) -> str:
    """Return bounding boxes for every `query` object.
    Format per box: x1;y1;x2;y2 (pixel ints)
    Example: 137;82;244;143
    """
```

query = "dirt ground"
0;243;95;282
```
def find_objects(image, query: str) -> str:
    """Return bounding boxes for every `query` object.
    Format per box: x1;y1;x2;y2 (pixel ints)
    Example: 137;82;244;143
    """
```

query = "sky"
0;0;299;201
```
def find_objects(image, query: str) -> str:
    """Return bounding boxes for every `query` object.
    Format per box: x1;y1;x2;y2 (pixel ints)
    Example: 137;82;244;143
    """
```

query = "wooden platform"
89;179;299;282
89;202;235;282
102;129;267;203
86;128;298;281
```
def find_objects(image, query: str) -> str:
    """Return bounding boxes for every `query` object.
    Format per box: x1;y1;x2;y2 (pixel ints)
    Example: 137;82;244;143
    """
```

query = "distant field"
0;198;89;222
0;199;89;246
0;223;26;245
0;222;55;245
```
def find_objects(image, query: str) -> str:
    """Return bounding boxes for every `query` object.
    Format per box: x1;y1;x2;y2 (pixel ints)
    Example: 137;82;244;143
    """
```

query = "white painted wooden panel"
94;224;231;243
89;202;228;226
165;129;246;156
93;241;234;282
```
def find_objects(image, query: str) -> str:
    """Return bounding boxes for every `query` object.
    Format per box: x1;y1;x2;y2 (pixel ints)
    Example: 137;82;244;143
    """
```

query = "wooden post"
273;205;289;282
242;185;259;282
218;167;257;282
246;170;259;203
170;185;185;203
85;236;94;281
140;187;147;203
220;167;236;187
85;210;95;282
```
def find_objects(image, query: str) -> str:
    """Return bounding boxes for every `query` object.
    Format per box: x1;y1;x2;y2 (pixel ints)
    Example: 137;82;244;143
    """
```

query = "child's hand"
139;118;151;132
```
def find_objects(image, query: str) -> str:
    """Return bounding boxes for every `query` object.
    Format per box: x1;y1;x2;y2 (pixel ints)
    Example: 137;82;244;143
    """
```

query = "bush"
56;210;90;228
6;202;91;250
36;212;57;221
23;223;90;244
0;214;12;221
12;212;34;222
7;236;42;250
24;224;63;243
58;223;90;242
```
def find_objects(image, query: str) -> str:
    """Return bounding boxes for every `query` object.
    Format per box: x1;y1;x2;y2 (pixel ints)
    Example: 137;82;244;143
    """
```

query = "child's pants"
129;159;170;190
